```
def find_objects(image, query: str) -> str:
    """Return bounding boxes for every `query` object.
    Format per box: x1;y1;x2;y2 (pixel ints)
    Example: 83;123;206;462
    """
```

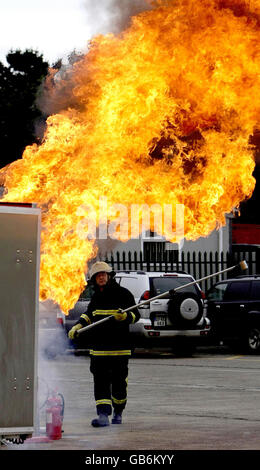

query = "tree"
0;49;49;168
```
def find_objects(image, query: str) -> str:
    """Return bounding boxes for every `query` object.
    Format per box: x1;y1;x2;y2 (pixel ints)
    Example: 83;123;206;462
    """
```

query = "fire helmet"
89;261;112;280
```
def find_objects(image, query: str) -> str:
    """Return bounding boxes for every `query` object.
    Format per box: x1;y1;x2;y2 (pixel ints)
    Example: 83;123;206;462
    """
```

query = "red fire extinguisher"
46;391;64;440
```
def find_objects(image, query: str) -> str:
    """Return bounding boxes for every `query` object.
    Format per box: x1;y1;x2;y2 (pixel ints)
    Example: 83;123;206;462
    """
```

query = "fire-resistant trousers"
90;355;129;416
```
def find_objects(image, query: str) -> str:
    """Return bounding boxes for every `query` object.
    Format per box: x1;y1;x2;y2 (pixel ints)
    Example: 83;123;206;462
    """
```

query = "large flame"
1;0;259;312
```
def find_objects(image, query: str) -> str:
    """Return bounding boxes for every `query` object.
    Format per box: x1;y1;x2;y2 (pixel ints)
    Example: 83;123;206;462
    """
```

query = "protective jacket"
75;279;140;356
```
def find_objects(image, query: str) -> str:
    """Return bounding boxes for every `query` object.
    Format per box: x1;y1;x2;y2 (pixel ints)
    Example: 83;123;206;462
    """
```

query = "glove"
68;323;83;340
113;310;127;322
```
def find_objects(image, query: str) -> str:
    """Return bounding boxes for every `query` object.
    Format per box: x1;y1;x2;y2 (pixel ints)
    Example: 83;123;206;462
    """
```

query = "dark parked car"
61;284;94;335
205;275;260;353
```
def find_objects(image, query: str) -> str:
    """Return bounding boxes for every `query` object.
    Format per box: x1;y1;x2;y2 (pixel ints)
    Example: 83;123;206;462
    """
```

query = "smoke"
37;62;82;119
95;239;119;257
36;302;71;431
37;1;152;127
82;0;152;36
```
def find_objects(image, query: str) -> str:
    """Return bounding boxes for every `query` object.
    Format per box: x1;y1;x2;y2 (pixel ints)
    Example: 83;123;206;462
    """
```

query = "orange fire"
0;0;259;312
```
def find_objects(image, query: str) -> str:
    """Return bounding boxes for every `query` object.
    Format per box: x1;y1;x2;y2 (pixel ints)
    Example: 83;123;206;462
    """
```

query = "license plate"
154;317;166;327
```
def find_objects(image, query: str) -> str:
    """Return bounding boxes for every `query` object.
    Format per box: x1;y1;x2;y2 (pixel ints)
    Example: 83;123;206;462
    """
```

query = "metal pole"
77;260;248;336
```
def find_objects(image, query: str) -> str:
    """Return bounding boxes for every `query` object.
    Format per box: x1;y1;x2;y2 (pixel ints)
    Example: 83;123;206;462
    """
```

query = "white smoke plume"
37;0;152;124
82;0;152;36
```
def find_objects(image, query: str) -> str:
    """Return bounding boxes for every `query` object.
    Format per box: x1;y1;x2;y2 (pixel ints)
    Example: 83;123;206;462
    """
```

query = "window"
80;284;94;300
143;241;178;263
143;241;166;262
251;281;260;301
150;276;198;299
119;277;145;299
207;283;228;301
224;281;250;301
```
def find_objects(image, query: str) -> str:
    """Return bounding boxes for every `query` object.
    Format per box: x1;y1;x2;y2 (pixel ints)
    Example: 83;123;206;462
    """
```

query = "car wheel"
247;327;260;354
168;292;203;327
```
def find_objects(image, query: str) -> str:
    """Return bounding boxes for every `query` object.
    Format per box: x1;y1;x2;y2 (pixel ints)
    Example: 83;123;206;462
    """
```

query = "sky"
0;0;94;66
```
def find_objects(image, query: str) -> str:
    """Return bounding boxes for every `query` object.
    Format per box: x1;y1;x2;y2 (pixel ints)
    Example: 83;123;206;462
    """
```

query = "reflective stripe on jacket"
76;279;140;356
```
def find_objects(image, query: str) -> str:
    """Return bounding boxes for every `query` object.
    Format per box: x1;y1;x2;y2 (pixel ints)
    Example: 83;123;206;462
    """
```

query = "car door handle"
153;301;162;304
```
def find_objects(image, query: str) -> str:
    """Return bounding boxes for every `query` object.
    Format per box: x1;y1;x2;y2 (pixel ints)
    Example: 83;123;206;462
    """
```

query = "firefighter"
68;261;140;427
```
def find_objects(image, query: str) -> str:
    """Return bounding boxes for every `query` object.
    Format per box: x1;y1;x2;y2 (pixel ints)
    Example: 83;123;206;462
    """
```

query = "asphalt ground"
1;343;260;458
1;310;260;468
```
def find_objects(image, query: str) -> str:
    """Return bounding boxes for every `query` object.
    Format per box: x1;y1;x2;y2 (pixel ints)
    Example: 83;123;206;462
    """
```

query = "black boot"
91;413;110;427
112;411;122;424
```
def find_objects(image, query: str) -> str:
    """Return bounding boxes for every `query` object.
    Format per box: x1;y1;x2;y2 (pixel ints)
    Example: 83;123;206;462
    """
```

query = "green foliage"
0;49;49;168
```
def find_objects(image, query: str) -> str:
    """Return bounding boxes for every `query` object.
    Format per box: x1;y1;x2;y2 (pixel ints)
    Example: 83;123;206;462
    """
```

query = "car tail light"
200;330;209;336
201;291;206;299
56;314;63;325
141;290;150;300
144;325;153;330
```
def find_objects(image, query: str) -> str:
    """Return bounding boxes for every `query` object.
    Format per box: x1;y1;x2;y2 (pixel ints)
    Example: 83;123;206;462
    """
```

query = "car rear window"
224;281;251;301
150;276;199;299
116;276;146;299
79;284;94;300
207;283;228;301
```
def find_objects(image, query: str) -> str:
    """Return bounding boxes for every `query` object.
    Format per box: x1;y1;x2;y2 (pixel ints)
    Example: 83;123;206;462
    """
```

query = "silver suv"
60;271;210;351
115;271;210;349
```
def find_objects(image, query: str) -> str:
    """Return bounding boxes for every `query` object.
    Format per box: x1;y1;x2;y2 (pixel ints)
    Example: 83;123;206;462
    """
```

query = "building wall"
232;223;260;245
98;215;232;256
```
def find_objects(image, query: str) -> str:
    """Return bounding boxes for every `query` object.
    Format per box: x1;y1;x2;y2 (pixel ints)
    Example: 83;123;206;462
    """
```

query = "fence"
97;246;260;292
